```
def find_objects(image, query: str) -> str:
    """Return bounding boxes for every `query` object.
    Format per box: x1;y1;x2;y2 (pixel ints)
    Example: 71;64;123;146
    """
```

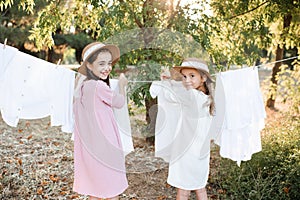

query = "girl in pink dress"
73;42;128;200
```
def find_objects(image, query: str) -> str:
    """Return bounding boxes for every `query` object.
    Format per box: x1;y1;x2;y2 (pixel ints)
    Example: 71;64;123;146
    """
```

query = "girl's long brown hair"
198;70;215;116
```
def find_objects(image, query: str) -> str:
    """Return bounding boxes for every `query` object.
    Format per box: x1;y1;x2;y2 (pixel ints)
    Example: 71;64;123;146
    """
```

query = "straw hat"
78;42;120;75
173;57;213;81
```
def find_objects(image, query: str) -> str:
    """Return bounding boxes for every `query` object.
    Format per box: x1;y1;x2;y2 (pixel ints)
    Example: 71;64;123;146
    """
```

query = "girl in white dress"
160;58;215;200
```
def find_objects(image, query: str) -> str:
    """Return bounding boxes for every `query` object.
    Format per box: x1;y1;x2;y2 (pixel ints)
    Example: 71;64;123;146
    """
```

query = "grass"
210;108;300;200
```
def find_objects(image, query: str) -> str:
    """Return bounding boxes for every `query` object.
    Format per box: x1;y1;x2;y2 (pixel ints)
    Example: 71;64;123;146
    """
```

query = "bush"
212;114;300;200
269;60;300;114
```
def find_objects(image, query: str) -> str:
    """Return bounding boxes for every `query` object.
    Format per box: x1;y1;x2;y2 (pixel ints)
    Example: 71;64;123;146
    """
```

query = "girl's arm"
112;73;128;108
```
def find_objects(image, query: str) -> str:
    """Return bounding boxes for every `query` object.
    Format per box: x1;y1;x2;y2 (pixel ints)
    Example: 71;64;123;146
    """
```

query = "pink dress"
73;80;128;198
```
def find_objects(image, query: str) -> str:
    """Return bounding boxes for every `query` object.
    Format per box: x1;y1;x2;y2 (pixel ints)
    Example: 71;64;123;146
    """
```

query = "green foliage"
275;60;300;114
213;114;300;199
0;0;49;49
207;0;300;67
17;0;35;14
0;26;30;47
53;33;94;49
0;0;13;11
266;60;300;113
123;48;181;107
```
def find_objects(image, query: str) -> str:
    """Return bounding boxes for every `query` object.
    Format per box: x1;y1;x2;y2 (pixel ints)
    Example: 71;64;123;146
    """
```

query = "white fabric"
50;66;75;132
110;79;134;155
0;43;18;108
210;67;266;166
0;50;75;132
150;81;181;162
0;43;18;80
73;74;134;155
208;74;226;144
151;80;212;190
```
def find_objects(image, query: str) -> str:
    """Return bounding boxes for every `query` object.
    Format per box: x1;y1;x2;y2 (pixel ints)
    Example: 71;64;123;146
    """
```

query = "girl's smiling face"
181;68;206;90
86;51;112;79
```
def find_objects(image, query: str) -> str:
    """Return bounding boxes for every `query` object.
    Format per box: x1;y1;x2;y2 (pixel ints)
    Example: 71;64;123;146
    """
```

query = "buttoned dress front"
73;80;128;198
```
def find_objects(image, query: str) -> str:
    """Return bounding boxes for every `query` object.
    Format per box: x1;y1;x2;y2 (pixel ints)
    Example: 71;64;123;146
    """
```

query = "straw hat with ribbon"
78;42;120;75
173;57;213;82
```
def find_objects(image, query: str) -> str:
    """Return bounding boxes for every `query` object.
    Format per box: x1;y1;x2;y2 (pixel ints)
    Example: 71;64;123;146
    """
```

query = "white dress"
153;80;212;190
209;67;266;166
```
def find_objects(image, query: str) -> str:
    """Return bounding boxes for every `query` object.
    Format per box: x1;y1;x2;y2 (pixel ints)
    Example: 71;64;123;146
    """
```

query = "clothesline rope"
127;56;299;83
2;42;297;83
255;56;298;68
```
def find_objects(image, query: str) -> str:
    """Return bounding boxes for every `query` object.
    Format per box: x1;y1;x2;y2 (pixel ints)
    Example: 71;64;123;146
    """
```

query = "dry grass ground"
0;114;223;200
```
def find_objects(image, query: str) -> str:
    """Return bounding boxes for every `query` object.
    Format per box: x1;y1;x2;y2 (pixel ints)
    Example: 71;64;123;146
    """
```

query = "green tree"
206;0;300;108
2;0;211;143
3;0;299;129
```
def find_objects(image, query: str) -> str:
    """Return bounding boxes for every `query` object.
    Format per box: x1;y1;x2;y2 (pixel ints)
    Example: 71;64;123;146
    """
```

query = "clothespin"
56;59;61;68
3;38;7;49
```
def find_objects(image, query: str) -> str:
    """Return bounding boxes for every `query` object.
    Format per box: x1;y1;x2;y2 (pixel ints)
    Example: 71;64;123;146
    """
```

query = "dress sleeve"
112;92;125;109
149;81;163;98
96;81;114;106
96;81;125;108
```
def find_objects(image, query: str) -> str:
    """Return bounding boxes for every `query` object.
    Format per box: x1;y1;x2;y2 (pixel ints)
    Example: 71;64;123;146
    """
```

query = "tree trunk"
266;14;292;109
266;45;284;108
145;88;158;146
47;44;67;64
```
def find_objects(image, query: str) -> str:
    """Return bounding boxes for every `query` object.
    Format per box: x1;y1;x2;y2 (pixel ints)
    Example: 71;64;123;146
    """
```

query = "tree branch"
227;1;270;20
166;0;181;29
118;0;143;28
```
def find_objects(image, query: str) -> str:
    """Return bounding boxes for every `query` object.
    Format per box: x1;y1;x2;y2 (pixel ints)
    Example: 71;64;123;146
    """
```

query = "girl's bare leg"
176;188;191;200
195;188;208;200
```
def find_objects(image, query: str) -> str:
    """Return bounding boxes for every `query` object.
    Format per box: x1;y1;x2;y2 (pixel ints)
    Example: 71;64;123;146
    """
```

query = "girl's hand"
118;73;128;88
160;69;171;80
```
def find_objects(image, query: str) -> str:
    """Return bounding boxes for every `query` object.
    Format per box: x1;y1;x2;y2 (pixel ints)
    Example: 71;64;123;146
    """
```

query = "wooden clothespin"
3;38;7;49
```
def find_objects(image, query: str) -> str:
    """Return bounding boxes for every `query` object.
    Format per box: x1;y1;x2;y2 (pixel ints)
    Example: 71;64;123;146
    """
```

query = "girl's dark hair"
197;70;215;116
85;48;111;86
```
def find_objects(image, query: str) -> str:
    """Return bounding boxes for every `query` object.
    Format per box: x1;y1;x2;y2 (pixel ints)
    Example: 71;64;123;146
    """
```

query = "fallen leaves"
0;117;80;199
49;174;59;182
27;134;33;140
37;187;43;195
15;157;22;166
0;115;225;199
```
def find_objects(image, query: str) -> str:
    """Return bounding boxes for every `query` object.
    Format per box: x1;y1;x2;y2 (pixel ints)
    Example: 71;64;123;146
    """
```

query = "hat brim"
78;44;120;76
172;66;214;82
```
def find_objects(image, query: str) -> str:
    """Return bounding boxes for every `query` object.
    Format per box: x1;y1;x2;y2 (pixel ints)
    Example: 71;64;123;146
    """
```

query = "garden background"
0;0;299;199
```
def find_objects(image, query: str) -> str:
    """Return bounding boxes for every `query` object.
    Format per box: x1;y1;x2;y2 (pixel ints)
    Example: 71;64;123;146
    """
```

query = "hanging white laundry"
49;66;75;132
0;43;18;80
110;79;134;156
210;67;266;166
0;50;75;133
150;81;182;162
0;43;19;108
73;74;134;155
208;74;226;145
